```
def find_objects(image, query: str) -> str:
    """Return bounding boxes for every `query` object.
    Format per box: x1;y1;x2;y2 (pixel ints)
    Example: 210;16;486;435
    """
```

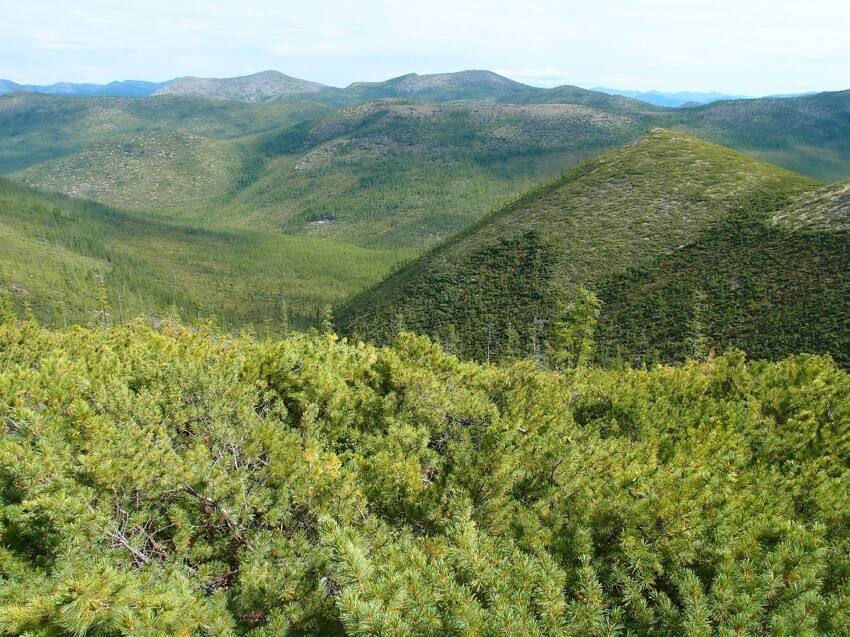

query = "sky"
2;0;848;95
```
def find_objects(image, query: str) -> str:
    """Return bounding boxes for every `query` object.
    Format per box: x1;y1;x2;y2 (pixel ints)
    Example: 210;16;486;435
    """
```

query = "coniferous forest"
1;68;849;636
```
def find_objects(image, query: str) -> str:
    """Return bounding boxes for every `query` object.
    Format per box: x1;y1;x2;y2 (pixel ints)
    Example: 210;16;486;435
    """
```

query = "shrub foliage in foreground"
1;319;849;635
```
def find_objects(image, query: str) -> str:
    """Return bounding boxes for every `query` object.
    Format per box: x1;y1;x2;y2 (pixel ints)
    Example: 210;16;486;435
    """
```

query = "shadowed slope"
597;181;850;368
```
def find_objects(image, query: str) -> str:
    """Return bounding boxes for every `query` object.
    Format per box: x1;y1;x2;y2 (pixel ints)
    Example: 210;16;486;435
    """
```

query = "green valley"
0;178;407;331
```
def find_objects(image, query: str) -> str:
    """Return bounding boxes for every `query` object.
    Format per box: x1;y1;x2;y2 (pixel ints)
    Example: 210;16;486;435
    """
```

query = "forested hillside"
14;131;246;213
596;186;850;368
0;92;329;174
9;98;653;248
676;89;850;183
1;318;848;635
338;129;841;365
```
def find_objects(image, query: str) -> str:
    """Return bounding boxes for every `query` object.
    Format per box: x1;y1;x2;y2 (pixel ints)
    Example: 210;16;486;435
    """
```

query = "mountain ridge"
3;69;840;110
594;88;751;107
147;69;661;109
153;70;335;102
0;78;168;97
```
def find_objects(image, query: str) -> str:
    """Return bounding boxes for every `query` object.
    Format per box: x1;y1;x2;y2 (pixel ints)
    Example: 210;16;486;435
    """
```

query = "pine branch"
104;526;150;565
183;485;245;544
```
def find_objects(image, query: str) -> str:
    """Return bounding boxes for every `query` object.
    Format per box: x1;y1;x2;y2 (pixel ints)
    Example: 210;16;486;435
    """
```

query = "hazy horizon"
0;68;833;101
0;68;745;95
2;0;848;95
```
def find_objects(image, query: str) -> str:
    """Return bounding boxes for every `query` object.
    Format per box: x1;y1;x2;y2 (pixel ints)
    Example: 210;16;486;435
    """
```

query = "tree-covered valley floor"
1;317;849;635
0;178;410;333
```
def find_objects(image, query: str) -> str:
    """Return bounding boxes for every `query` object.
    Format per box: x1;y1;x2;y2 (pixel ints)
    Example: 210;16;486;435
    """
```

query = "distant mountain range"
0;70;815;108
593;88;750;108
0;78;168;97
152;71;328;102
593;88;818;108
150;70;654;109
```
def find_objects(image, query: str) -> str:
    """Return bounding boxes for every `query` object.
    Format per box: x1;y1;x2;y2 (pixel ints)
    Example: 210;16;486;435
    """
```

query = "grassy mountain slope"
0;178;407;330
337;129;824;361
0;92;330;173
771;181;850;231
